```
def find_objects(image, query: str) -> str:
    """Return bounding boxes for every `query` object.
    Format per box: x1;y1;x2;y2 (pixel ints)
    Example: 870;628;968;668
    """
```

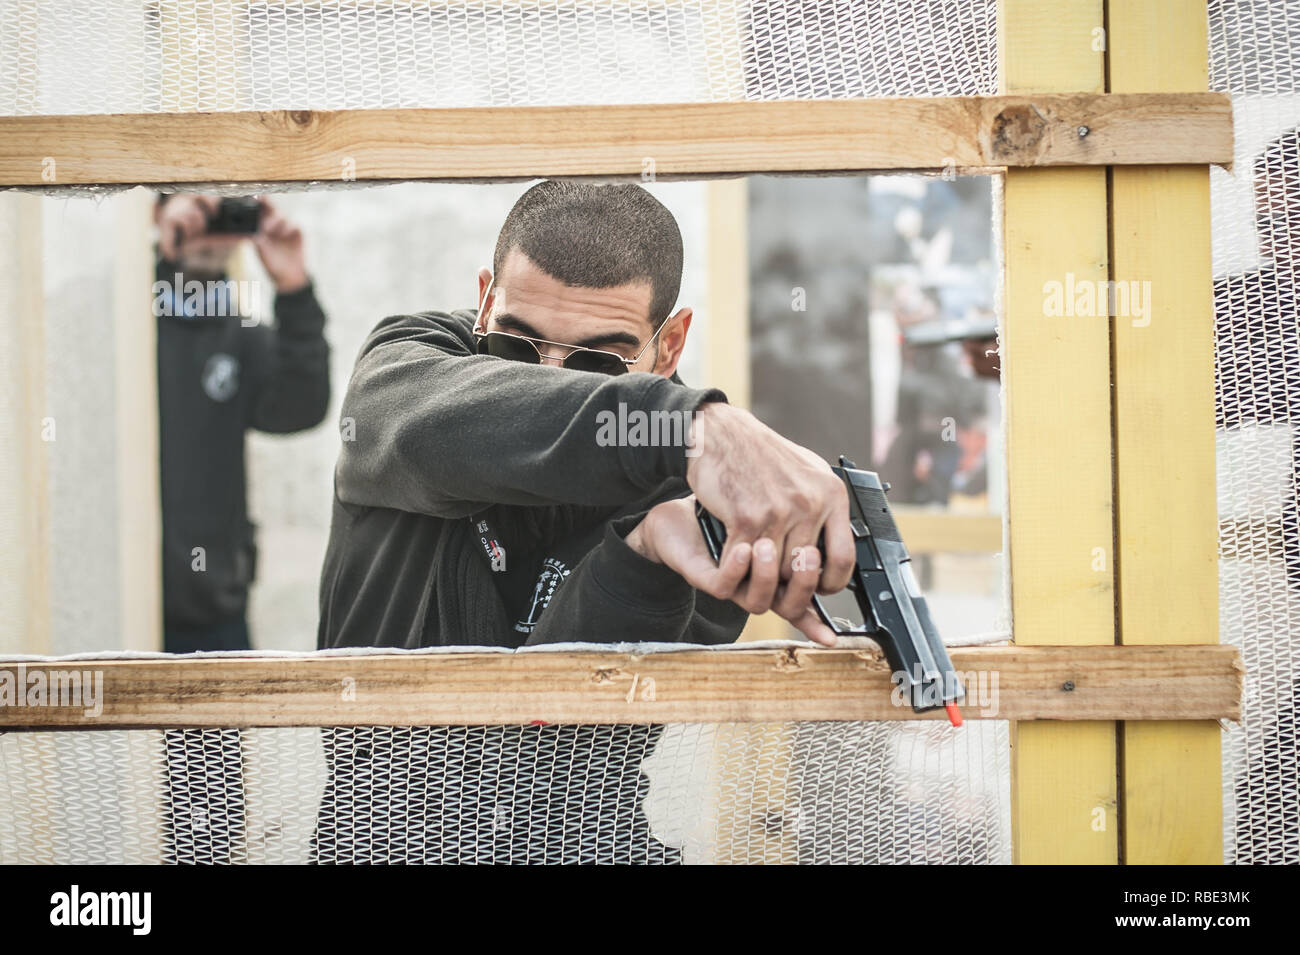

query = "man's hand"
156;194;220;261
685;403;854;629
252;198;309;294
624;496;840;647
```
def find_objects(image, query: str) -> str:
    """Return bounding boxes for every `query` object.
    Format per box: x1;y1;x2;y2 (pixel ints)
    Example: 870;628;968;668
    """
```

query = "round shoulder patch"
202;352;241;402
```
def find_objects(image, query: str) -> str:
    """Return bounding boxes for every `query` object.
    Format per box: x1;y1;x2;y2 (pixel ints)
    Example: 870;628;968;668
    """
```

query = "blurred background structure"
748;173;1003;639
0;172;1007;648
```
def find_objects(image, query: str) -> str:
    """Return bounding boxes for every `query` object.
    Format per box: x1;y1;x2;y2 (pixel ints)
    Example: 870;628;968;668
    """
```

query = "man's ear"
652;307;693;378
475;267;493;332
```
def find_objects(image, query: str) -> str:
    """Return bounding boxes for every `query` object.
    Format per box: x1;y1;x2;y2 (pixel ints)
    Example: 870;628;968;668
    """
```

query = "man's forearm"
336;312;726;518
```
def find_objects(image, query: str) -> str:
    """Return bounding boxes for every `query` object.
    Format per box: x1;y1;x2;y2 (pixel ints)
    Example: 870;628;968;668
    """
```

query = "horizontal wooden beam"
0;93;1231;186
0;644;1241;729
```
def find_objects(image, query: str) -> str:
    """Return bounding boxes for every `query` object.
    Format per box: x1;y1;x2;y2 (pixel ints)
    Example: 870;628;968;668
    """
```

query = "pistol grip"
695;501;728;563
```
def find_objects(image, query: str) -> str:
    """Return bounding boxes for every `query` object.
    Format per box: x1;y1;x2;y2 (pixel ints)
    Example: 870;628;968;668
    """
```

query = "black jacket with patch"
156;260;331;629
317;308;748;650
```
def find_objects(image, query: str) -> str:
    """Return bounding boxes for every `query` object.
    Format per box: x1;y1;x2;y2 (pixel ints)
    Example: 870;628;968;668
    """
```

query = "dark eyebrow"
493;312;642;350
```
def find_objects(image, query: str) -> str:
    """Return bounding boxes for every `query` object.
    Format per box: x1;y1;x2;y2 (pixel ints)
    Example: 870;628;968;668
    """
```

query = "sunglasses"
472;275;667;377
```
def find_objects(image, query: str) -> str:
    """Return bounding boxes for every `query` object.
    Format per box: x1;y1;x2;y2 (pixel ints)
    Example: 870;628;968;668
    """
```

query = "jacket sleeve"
336;311;726;518
244;282;332;434
524;509;749;646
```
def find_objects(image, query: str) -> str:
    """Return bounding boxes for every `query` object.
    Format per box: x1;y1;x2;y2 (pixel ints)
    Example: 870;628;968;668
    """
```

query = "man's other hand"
624;496;840;647
686;402;854;613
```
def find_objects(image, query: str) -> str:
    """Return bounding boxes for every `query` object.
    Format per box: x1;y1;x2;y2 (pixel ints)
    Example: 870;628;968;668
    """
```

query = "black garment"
161;615;252;862
1215;267;1299;430
317;308;743;650
313;308;746;864
162;727;247;864
156;261;330;631
163;612;251;653
310;725;678;864
880;345;985;506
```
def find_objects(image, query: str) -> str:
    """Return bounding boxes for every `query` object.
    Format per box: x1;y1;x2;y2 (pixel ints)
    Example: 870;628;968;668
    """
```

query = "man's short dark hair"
493;180;684;327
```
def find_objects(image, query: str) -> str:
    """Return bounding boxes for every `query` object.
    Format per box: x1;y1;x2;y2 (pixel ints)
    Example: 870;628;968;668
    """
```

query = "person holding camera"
154;193;330;865
153;194;331;653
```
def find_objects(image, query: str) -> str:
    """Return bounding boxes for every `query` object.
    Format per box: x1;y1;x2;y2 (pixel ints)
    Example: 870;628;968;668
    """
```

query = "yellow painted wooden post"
1001;0;1119;863
1108;0;1221;864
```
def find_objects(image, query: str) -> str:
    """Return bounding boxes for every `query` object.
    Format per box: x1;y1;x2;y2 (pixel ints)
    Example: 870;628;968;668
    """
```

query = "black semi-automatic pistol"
697;455;965;726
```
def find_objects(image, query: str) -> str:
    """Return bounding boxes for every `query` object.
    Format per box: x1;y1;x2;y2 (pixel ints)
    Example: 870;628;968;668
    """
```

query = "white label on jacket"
202;352;240;402
513;557;570;634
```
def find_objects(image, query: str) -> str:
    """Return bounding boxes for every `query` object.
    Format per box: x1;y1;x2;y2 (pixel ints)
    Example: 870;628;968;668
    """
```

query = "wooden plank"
704;177;790;645
999;0;1107;95
113;189;162;652
1001;0;1120;866
0;94;1231;187
1121;721;1222;863
0;644;1241;730
0;195;53;862
704;179;751;411
0;195;49;656
1011;721;1119;863
1108;0;1222;866
1110;168;1216;640
1003;168;1115;647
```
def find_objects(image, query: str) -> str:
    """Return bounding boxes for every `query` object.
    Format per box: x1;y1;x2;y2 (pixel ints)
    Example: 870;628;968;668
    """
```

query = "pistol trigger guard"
812;595;839;633
695;501;727;564
812;594;875;637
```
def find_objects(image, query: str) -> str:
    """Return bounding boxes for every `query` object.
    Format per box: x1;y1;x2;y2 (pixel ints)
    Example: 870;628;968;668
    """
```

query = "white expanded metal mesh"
0;0;997;117
0;719;1010;864
1210;0;1300;865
